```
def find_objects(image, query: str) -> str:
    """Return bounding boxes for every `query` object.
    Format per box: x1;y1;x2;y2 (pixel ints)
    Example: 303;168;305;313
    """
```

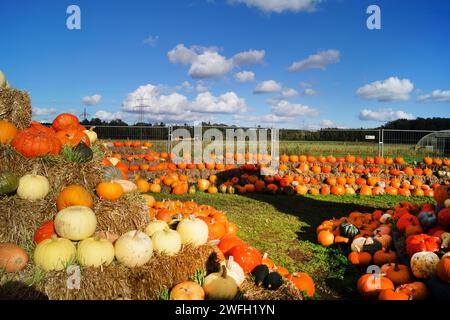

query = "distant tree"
109;119;128;126
381;117;450;131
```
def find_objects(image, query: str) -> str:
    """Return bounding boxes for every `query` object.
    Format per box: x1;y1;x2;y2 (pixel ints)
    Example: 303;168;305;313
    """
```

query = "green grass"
152;192;433;299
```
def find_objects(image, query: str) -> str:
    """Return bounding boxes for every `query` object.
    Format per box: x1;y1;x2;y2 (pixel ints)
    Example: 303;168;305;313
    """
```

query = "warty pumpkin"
12;127;62;157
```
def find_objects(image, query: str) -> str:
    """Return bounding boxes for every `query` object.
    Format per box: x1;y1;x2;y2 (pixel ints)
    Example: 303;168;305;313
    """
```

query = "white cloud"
418;89;450;102
122;84;189;115
175;81;193;92
232;113;291;124
358;108;415;122
260;113;292;123
303;88;318;96
195;81;210;93
189;51;234;78
232;50;265;66
289;49;340;72
143;35;159;47
82;94;102;106
191;91;247;113
33;108;57;116
254;80;282;93
356;77;414;102
234;71;255;82
122;84;247;122
92;110;124;121
270;100;319;117
167;44;198;64
281;88;299;97
168;44;264;79
299;81;312;88
229;0;321;13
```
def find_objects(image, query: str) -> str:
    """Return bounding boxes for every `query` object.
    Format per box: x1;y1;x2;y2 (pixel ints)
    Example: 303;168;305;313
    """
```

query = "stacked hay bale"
0;88;32;129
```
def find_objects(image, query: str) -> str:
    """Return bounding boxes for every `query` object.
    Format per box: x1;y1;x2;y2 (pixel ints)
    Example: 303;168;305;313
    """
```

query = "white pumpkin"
77;237;115;267
115;230;153;267
220;256;245;287
34;235;76;271
54;206;97;241
16;174;50;200
0;70;6;88
410;251;440;278
203;266;238;300
83;128;98;144
351;237;367;252
441;232;450;249
176;215;208;246
152;228;182;256
111;179;137;193
379;213;392;224
144;220;168;237
444;199;450;208
107;157;120;166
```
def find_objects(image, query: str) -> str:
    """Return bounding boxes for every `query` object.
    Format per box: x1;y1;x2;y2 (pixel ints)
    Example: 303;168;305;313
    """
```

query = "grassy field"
153;192;433;299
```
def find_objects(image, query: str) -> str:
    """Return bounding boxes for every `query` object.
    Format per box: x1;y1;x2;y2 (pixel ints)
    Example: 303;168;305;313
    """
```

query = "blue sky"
1;0;449;128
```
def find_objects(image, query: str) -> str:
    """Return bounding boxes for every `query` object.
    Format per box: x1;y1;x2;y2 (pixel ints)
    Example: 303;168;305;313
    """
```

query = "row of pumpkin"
316;185;450;299
106;141;450;167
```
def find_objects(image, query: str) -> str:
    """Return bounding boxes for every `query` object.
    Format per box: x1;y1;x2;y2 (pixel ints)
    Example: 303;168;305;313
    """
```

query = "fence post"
378;128;384;157
167;126;172;154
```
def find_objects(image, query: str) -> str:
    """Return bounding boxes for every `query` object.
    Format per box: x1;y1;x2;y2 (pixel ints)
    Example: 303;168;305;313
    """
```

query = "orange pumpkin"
0;120;18;145
287;273;315;298
52;113;80;131
136;179;150;193
96;181;124;201
56;184;94;211
56;128;90;146
170;281;205;300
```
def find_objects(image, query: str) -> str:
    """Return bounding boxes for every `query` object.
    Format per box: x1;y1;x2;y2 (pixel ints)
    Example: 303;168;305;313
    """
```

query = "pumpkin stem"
134;230;140;238
227;256;234;269
221;265;228;279
394;263;399;272
189;214;196;221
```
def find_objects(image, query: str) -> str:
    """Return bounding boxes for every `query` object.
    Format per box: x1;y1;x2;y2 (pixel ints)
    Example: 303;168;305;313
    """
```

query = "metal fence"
85;125;449;159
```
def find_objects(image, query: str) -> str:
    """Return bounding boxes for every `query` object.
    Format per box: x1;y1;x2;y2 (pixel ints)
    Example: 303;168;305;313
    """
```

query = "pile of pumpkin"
316;185;450;300
146;198;316;299
0;175;315;299
0;114;98;161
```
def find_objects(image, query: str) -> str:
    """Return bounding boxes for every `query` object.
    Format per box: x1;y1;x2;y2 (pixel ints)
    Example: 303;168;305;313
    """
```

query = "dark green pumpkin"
0;171;19;195
252;264;269;286
73;142;93;162
283;186;295;196
263;272;283;290
362;237;382;255
339;221;359;238
103;166;123;181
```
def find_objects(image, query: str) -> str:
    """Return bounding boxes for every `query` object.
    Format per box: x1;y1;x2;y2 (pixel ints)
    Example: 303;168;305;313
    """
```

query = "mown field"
152;192;433;299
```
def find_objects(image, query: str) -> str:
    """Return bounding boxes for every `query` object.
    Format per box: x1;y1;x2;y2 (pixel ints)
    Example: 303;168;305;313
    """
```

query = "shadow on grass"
238;193;377;243
234;193;376;300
